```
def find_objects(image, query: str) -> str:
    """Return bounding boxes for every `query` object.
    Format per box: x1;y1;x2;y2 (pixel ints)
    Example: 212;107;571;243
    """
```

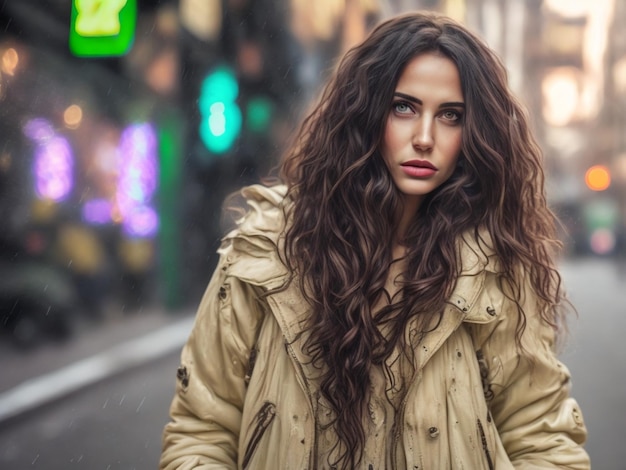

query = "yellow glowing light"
544;0;591;18
585;165;611;191
179;0;221;41
1;48;19;75
542;68;580;126
75;0;128;36
64;104;84;129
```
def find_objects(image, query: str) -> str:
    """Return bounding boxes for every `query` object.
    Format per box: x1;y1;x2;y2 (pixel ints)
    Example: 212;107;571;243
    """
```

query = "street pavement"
0;351;180;469
0;306;195;422
558;257;626;470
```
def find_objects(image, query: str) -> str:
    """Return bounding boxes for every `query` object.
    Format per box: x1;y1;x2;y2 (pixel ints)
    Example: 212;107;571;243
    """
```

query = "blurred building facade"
0;0;623;345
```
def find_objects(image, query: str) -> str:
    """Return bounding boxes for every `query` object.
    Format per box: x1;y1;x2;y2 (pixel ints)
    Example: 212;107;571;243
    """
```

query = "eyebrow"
393;92;465;108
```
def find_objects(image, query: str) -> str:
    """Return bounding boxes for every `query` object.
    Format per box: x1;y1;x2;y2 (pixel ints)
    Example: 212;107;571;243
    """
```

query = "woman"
160;11;589;469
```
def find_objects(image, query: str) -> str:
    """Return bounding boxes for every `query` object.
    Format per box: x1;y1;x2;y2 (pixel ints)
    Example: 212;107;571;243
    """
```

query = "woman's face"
381;52;464;211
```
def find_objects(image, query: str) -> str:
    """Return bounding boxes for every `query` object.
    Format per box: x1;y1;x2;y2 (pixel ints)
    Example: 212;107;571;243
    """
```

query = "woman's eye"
442;110;462;121
393;102;412;114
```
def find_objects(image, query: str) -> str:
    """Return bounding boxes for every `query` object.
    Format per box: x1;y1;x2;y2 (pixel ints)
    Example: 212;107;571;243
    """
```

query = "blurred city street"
0;0;625;469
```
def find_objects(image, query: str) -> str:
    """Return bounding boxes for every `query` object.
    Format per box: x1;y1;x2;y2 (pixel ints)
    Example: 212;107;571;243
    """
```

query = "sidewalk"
0;306;195;423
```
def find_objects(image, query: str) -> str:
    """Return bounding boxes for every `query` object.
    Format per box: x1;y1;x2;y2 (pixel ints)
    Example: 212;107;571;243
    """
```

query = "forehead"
394;53;463;101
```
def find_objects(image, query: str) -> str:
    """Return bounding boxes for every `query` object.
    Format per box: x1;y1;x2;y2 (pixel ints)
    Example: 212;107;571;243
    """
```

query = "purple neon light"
24;118;74;201
23;118;55;142
116;123;159;237
82;198;113;224
123;206;159;237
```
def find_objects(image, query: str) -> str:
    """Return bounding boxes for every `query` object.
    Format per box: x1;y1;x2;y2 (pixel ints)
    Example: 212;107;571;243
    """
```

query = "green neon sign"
69;0;137;57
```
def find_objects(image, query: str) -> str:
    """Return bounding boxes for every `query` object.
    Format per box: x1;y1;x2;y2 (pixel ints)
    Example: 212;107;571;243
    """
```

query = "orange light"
64;104;83;129
585;165;611;191
1;48;19;75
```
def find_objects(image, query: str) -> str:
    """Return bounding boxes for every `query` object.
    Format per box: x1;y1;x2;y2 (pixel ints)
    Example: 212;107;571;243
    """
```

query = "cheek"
381;122;396;166
382;117;410;150
446;131;463;162
441;132;463;178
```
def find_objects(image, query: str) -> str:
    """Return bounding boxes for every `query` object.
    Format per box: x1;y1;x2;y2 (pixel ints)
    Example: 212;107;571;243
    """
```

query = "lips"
400;159;438;178
400;159;438;170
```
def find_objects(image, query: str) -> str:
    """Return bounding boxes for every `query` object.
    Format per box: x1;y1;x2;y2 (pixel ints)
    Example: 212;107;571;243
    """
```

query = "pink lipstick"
400;160;437;177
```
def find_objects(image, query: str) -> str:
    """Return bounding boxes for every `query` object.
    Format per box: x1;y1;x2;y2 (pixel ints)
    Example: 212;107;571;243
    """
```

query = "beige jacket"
160;184;589;469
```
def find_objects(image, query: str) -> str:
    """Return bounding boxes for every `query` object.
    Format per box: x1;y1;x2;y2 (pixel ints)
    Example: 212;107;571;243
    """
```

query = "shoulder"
230;184;289;240
219;184;290;289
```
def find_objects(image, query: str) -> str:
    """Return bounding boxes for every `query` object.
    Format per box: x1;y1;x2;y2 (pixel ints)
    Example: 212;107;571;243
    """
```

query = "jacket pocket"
242;401;277;469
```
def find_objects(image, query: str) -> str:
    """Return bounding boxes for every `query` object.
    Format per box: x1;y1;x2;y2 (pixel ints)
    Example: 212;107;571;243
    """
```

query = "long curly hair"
278;11;565;469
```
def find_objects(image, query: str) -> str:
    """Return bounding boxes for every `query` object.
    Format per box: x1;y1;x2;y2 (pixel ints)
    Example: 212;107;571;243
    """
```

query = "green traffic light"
198;66;241;154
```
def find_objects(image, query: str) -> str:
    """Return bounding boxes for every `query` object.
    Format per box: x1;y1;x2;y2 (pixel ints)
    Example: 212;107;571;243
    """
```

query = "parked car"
0;259;79;348
0;230;79;349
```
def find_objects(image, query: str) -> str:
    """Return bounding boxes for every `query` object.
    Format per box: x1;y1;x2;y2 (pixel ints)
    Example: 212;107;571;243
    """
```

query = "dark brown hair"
279;11;565;469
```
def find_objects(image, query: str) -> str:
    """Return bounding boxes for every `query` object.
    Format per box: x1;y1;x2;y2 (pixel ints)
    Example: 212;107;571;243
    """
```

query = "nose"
412;116;434;151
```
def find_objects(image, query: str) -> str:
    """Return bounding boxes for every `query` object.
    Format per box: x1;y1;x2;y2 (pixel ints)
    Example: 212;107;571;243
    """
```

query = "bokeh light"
542;68;580;126
116;123;159;237
544;0;591;18
585;165;611;191
589;228;616;255
124;205;159;237
1;47;18;75
82;198;114;224
24;118;74;202
64;104;84;129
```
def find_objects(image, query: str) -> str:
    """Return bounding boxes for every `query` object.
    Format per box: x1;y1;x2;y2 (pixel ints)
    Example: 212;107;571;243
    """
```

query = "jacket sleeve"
159;249;265;469
473;275;590;469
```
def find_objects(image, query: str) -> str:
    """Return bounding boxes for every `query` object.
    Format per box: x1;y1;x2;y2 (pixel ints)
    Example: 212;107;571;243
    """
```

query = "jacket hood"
221;184;290;289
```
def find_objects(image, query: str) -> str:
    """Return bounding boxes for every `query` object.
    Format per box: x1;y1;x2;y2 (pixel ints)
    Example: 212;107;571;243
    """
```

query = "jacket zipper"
391;408;404;470
242;401;276;469
476;418;494;470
